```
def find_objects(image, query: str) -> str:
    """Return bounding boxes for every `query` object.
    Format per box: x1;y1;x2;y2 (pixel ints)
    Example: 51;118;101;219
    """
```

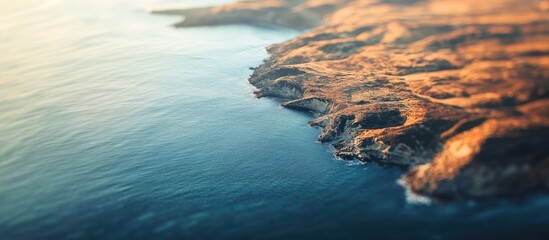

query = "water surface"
1;0;549;239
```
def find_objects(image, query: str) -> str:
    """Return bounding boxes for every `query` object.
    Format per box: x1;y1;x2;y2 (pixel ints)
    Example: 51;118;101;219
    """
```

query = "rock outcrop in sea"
155;0;549;200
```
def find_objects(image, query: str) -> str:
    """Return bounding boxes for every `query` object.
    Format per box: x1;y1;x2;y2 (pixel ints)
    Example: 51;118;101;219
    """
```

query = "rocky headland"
155;0;549;200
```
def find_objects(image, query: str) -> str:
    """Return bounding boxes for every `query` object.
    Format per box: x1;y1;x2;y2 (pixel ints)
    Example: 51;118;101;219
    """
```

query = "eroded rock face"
159;0;549;200
406;104;549;199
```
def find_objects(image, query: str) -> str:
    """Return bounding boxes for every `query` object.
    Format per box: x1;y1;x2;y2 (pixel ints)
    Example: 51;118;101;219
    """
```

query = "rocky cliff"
156;0;549;200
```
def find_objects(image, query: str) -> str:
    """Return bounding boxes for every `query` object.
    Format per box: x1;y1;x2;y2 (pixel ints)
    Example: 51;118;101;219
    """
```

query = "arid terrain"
155;0;549;200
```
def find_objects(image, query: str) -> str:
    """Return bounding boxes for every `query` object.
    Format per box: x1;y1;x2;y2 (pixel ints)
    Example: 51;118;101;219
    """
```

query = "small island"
155;0;549;200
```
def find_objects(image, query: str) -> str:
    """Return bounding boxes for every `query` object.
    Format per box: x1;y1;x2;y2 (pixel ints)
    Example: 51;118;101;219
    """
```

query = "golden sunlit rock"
159;0;549;200
540;0;549;12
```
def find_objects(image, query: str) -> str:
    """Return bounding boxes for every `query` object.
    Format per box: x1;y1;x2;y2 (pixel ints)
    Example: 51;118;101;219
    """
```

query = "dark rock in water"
159;0;549;200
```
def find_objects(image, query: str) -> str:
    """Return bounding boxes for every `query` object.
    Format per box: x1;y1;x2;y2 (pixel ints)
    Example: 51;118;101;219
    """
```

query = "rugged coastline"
155;0;549;200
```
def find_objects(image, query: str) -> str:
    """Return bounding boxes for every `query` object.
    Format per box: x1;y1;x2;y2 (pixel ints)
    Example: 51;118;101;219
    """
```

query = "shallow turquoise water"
1;0;549;239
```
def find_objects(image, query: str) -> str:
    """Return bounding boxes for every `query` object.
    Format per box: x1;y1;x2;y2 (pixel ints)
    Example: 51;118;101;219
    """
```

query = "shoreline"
155;0;549;200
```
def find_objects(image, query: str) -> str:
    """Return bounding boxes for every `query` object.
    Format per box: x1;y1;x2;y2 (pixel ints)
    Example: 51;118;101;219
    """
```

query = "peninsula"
154;0;549;200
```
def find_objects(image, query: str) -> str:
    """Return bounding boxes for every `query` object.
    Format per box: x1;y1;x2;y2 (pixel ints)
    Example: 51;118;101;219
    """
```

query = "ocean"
1;0;548;239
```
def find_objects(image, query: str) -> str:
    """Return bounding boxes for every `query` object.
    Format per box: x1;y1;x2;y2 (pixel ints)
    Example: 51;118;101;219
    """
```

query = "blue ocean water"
1;0;549;239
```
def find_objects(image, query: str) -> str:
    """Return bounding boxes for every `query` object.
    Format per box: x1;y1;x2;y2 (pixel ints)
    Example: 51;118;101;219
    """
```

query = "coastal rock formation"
152;0;347;29
157;0;549;200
